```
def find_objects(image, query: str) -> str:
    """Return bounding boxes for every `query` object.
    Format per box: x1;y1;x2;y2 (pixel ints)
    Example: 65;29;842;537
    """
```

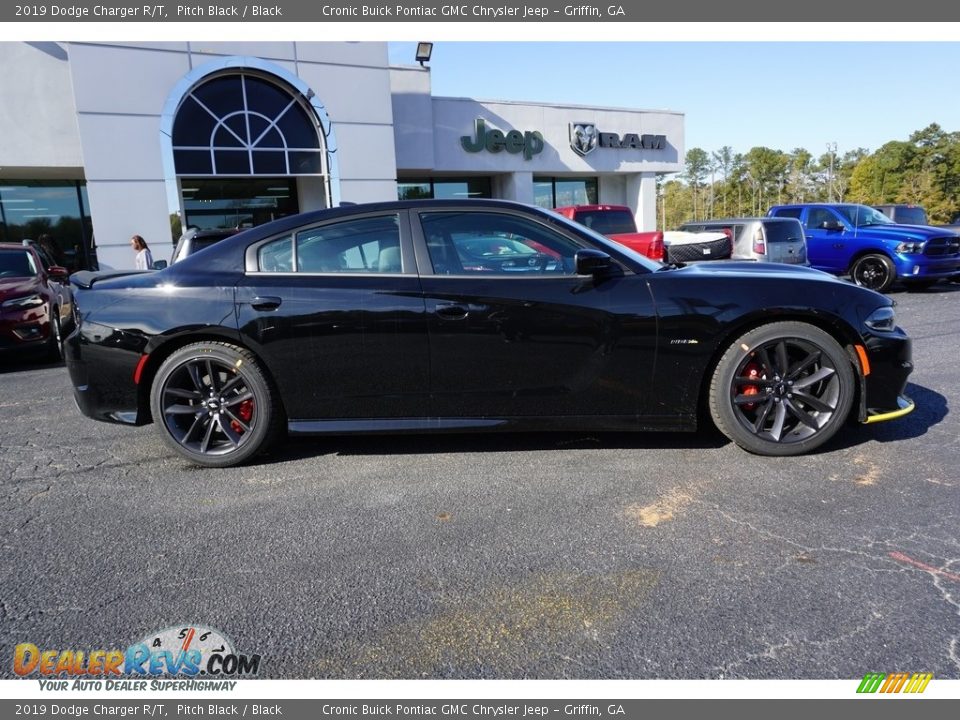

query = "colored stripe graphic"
857;672;932;694
857;673;885;693
905;673;933;693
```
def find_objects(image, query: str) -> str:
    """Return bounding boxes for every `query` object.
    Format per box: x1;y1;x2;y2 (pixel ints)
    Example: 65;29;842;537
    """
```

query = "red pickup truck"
554;204;664;261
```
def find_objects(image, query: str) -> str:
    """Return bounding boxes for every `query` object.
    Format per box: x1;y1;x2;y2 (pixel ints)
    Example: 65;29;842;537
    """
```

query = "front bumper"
0;306;51;352
864;395;915;424
859;328;914;423
895;255;960;279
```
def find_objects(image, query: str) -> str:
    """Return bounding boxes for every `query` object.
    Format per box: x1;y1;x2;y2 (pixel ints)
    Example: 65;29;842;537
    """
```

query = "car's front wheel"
150;342;284;467
46;306;63;362
708;322;855;456
850;253;896;293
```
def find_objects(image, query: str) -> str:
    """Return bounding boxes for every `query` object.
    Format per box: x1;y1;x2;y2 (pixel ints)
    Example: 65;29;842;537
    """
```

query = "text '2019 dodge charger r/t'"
64;200;915;467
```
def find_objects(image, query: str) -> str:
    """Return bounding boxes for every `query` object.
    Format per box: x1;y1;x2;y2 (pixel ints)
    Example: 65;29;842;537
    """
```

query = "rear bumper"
64;326;145;425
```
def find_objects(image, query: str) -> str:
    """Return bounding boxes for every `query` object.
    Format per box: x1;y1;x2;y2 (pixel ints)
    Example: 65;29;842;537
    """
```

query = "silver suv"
679;217;807;265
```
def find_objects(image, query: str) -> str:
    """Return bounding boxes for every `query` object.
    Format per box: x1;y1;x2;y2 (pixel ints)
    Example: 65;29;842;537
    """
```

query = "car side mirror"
820;221;843;231
152;260;168;270
47;266;69;281
574;249;613;276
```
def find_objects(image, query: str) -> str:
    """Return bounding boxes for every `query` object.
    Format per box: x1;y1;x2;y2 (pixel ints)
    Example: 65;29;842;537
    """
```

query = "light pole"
826;142;837;202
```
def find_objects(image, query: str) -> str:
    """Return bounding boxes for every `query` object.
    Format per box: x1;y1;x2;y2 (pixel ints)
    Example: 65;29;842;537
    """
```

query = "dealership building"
0;42;684;270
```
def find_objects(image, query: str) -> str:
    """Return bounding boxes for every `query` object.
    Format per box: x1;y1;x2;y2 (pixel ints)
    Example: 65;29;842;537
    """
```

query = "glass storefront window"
0;181;93;271
398;182;431;200
181;178;299;232
533;177;598;208
397;178;492;201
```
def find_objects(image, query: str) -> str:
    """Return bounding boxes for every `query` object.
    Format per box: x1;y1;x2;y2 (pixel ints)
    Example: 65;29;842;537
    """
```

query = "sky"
389;41;960;163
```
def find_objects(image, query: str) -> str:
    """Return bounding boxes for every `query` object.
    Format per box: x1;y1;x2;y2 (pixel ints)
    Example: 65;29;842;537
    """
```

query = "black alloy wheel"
709;322;855;456
850;253;896;293
150;342;283;467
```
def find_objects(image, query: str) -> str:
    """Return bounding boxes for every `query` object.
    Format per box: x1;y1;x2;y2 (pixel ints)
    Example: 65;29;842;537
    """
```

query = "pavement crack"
712;608;883;678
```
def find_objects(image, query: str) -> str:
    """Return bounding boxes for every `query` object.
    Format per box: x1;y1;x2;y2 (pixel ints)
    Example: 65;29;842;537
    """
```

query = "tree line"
660;124;960;228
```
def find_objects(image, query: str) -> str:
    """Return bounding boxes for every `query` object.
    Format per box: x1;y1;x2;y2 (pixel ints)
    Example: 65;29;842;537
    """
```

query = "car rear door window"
255;215;403;274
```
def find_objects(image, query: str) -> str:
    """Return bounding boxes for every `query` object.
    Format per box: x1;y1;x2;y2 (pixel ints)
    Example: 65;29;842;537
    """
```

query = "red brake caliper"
230;399;254;434
740;362;762;410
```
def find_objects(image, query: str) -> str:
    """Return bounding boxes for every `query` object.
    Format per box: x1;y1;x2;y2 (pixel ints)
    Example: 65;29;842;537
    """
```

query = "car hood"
850;224;956;241
668;260;840;282
0;276;42;301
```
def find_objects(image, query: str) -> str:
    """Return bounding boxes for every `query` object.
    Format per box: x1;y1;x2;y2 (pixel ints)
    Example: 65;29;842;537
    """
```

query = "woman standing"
130;235;154;270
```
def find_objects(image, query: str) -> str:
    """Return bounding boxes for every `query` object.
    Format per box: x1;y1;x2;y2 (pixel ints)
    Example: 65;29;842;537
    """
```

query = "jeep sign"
461;118;545;161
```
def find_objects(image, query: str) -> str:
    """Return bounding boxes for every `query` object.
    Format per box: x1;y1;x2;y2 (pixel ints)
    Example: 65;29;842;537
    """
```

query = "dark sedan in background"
64;200;914;467
0;243;72;360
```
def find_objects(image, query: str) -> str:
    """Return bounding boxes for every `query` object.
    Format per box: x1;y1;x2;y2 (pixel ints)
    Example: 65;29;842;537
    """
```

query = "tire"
849;253;895;293
708;322;855;456
46;307;63;362
149;342;284;468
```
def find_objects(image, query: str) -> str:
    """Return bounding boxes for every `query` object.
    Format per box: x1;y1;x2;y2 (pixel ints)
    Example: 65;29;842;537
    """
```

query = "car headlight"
1;294;44;310
864;306;896;332
895;240;926;254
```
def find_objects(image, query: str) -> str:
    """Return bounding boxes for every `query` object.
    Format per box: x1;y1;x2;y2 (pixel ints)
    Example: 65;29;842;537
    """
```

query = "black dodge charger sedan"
64;200;914;467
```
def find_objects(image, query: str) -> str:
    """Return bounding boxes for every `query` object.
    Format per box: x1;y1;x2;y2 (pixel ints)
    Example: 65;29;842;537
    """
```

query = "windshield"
547;212;662;272
835;205;894;227
0;249;39;278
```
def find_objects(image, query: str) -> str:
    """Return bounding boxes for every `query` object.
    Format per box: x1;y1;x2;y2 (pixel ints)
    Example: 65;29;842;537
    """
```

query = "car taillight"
648;232;664;261
752;227;766;255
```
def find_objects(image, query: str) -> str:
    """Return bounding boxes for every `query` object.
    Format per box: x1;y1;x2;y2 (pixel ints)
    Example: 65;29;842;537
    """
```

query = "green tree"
683;147;710;220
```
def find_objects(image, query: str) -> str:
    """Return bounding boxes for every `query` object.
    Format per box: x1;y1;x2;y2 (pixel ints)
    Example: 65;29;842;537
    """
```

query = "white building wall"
599;175;627;205
0;43;83;174
390;66;436;172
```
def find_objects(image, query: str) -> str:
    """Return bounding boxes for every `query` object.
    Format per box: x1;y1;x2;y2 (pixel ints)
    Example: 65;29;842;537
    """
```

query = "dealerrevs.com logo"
14;625;261;690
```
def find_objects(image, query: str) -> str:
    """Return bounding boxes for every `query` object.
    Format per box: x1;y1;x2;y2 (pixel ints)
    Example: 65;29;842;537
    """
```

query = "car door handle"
251;296;282;311
435;303;469;320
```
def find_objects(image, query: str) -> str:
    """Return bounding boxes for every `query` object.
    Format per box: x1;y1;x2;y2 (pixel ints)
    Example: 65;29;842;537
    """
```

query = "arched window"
172;72;325;176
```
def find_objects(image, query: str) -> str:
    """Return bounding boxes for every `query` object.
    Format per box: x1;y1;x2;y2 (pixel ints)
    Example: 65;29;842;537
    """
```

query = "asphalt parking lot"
1;283;959;680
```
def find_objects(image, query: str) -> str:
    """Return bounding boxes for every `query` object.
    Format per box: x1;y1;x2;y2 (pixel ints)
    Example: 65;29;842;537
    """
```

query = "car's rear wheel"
708;322;855;456
150;342;283;467
850;253;895;293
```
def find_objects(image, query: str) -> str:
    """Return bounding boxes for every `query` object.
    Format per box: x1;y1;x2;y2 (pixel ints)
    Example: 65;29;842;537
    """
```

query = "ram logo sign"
569;124;667;156
569;123;598;156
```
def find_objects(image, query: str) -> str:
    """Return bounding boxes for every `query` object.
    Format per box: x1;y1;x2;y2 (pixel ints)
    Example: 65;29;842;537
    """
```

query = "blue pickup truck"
768;203;960;292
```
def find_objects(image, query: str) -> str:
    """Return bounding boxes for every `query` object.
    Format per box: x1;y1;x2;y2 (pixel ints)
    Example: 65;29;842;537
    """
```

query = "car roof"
172;199;576;272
